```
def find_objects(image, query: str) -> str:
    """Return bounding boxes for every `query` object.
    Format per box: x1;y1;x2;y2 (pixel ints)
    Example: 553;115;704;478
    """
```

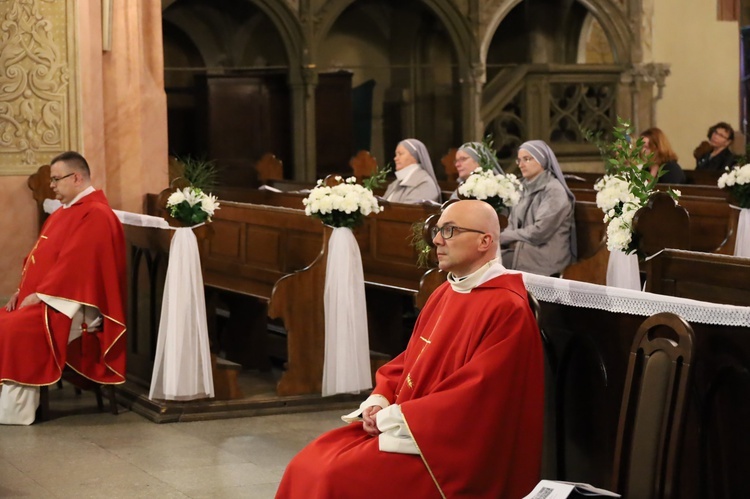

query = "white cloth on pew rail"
522;272;750;327
112;210;213;400
322;227;372;396
149;227;214;401
735;207;750;258
606;249;641;290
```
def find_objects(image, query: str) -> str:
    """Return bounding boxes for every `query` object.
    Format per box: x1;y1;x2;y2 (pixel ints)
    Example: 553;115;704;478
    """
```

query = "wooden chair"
255;153;284;183
612;312;695;499
27;164;54;228
441;148;458;183
349;150;378;180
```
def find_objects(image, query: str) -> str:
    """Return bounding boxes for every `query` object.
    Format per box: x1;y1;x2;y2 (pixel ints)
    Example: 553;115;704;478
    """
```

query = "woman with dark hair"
695;122;736;171
501;140;576;276
382;139;440;203
640;127;686;184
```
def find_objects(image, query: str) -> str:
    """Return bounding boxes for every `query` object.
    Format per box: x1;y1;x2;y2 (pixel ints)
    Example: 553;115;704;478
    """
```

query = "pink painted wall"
0;2;168;296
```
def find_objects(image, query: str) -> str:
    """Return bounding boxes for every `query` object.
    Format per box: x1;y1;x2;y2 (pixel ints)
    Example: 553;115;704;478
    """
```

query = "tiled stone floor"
0;386;344;498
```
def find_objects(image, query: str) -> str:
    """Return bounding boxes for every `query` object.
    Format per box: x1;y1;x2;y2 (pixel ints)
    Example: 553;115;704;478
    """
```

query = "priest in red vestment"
277;200;545;498
0;151;126;424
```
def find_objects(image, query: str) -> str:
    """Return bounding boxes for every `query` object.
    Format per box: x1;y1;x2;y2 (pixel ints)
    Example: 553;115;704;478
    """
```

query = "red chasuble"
276;273;544;498
0;190;126;386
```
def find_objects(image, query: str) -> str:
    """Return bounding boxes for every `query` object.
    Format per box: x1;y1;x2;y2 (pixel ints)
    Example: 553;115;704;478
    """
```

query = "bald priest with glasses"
0;151;126;424
277;200;544;499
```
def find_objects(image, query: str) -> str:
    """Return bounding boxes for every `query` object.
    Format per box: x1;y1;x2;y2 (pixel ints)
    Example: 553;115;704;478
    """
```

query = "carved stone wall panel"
0;0;79;175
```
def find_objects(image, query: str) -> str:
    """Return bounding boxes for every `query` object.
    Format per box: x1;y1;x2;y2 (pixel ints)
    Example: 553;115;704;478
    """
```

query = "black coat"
696;148;736;172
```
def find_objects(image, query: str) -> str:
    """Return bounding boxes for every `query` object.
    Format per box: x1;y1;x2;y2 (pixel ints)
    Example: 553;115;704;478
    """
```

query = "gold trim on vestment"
402;412;446;499
37;294;127;382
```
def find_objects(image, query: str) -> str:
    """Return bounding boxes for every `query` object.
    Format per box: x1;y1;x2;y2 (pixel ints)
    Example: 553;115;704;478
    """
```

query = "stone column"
290;66;318;182
461;63;485;141
79;1;169;212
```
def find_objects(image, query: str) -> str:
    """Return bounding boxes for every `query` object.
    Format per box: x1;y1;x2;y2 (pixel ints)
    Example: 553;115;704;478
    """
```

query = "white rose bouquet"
303;176;383;229
589;118;680;254
718;164;750;208
166;186;220;225
458;167;523;213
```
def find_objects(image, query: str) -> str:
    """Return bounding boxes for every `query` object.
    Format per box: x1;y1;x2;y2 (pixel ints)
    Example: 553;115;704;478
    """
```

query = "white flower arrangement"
718;164;750;208
458;167;523;212
166;186;220;225
303;176;383;228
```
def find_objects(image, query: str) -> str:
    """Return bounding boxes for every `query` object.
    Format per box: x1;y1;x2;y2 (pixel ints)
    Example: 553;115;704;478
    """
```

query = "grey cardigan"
501;170;575;276
382;167;440;204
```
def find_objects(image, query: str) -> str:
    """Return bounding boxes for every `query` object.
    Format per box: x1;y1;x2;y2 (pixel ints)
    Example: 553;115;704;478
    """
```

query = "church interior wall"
652;0;741;167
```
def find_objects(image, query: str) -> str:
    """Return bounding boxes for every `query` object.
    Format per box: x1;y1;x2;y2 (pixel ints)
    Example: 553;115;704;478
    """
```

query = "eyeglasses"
50;172;75;184
516;156;536;165
713;130;731;140
431;224;486;240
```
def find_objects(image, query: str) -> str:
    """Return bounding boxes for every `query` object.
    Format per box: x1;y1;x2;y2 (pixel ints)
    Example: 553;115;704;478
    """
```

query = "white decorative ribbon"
148;227;214;401
606;249;641;290
734;207;750;258
112;210;213;400
322;227;372;396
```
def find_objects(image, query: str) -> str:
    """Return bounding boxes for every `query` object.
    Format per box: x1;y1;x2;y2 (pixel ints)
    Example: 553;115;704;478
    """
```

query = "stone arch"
162;0;307;73
315;0;475;71
481;0;633;65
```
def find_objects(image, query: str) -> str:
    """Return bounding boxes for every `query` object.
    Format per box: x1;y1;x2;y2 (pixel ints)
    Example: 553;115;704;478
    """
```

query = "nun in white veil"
382;139;441;203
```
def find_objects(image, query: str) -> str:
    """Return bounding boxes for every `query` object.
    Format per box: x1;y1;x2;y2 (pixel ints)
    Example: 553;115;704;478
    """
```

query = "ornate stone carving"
0;0;77;173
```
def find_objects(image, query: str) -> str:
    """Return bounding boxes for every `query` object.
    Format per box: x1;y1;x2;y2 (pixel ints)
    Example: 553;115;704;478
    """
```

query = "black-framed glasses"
50;172;74;184
431;224;486;240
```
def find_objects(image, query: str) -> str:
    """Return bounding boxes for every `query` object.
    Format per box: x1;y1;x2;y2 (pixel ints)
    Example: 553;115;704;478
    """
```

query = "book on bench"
523;480;620;498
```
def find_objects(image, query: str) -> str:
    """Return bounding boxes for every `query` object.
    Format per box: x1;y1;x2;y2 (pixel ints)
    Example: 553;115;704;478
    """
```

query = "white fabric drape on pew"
734;207;750;258
522;272;750;326
322;227;372;396
112;210;214;401
606;249;641;290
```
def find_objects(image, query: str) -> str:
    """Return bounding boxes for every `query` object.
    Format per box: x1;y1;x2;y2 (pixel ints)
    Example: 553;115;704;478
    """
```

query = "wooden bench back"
645;249;750;306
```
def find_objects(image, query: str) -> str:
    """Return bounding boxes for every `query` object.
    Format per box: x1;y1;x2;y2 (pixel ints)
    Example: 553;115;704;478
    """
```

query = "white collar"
63;186;96;208
447;259;508;293
395;163;420;183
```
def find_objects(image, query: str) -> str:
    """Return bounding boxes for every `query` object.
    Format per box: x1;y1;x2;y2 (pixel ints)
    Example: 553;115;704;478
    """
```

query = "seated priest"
276;200;545;498
0;151;127;424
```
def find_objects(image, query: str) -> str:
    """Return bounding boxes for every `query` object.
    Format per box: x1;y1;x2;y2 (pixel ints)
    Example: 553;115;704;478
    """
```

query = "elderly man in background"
277;200;544;498
0;151;126;425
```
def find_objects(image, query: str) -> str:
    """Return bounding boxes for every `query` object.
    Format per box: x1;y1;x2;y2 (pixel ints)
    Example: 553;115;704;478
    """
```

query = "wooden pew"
560;201;609;285
569;188;738;256
645;249;750;306
162;190;442;394
532;281;750;497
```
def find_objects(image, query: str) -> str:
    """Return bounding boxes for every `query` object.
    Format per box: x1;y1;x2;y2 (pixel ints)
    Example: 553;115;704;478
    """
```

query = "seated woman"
695;122;736;171
501;140;576;276
450;141;504;199
640;127;686;184
382;139;440;203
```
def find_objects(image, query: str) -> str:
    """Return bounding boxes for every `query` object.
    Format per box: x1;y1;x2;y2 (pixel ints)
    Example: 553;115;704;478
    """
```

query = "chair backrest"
612;312;695;499
27;164;55;231
441;148;458;182
255;153;284;183
349;150;378;179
